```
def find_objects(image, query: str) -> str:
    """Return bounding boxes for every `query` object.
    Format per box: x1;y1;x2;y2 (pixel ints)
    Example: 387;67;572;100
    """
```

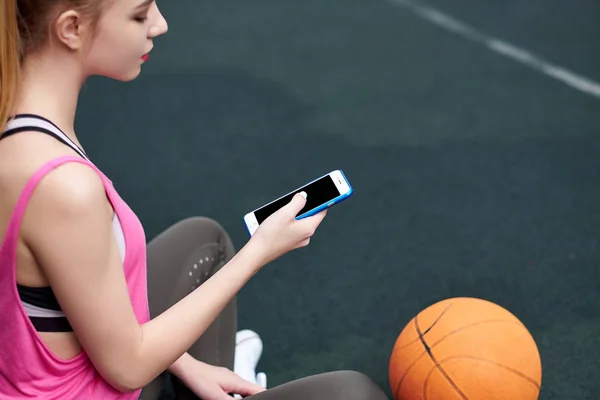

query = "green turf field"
76;0;600;398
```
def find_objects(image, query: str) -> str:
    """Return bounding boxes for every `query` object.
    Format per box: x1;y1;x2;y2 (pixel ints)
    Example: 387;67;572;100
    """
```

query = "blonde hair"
0;0;105;131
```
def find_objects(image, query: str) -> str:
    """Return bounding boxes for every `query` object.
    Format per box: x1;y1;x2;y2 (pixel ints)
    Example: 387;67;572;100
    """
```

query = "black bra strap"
17;284;63;312
2;114;88;160
29;317;73;332
1;126;88;158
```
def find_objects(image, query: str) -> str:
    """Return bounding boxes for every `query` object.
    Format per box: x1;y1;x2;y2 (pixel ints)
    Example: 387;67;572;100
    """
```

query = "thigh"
141;217;238;399
138;374;166;400
245;371;389;400
146;216;237;367
146;216;236;317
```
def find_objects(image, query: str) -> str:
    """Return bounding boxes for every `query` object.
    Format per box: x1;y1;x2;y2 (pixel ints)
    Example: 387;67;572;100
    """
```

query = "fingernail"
299;191;307;199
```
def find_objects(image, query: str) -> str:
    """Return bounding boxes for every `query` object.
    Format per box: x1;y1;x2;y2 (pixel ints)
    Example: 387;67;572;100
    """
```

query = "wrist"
236;238;269;272
169;353;195;379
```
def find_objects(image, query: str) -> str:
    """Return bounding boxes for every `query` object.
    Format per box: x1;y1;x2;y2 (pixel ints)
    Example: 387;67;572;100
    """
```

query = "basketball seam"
392;303;458;399
429;319;524;348
393;302;457;352
422;302;456;336
393;348;428;399
392;307;532;399
417;319;525;399
423;362;444;400
438;355;541;390
414;315;470;400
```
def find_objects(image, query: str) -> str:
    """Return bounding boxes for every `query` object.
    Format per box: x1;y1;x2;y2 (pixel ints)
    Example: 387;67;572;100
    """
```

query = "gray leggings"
140;217;388;400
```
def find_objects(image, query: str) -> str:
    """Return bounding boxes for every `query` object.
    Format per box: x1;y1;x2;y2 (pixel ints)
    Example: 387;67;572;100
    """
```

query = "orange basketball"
389;297;542;400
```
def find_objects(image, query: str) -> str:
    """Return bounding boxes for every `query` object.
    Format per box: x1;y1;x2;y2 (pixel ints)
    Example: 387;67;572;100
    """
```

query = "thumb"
208;385;236;400
286;191;307;215
225;376;266;397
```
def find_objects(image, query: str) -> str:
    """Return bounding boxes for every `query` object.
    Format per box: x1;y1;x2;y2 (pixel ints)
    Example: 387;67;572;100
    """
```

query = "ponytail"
0;0;20;131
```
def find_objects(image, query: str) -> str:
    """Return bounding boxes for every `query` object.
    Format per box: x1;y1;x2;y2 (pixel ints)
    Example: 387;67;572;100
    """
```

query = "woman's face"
83;0;168;81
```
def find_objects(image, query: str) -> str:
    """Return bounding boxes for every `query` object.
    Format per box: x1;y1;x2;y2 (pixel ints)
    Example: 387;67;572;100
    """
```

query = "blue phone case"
243;170;354;235
295;170;354;220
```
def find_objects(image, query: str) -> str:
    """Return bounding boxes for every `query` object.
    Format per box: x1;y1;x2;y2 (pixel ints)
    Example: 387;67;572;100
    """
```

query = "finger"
314;208;328;220
297;209;327;232
211;386;236;400
284;191;308;216
224;376;266;397
224;373;265;396
298;238;310;247
237;382;267;396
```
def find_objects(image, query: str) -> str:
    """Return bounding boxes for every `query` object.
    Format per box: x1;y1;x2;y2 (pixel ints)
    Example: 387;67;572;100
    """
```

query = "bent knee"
176;217;231;241
324;371;388;399
265;370;388;400
179;216;225;233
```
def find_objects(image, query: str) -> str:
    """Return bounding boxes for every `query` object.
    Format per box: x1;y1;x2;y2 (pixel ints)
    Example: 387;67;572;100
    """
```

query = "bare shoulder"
19;161;113;257
32;160;106;213
0;128;85;180
0;131;108;225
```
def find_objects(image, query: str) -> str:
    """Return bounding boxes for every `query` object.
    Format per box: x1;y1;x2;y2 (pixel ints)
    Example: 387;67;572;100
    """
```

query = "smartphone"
243;169;354;236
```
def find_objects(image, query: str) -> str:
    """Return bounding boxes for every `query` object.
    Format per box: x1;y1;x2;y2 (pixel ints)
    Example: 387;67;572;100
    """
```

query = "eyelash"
134;17;148;23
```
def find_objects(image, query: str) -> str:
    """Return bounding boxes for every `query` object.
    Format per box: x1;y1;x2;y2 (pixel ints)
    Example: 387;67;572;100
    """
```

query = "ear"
54;10;90;51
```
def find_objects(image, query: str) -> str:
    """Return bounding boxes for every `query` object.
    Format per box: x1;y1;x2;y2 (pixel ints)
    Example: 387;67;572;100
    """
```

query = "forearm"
130;244;264;389
169;352;195;378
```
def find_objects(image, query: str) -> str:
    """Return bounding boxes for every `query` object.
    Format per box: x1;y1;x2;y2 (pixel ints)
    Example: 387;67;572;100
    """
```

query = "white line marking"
386;0;600;100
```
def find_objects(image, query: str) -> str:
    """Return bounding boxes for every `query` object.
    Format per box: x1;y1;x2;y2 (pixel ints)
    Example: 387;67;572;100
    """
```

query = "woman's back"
0;119;86;360
0;117;150;399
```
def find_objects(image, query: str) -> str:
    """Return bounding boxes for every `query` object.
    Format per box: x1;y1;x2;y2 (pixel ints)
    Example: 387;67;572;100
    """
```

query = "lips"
141;54;149;61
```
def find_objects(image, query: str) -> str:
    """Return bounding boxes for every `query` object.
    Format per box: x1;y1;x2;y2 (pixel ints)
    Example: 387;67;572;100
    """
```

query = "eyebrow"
135;0;154;9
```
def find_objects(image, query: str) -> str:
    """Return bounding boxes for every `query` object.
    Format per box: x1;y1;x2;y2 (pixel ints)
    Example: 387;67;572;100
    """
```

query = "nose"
148;4;169;38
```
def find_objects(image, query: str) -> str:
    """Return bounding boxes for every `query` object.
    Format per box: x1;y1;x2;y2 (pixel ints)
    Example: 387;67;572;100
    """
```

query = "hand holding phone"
244;170;353;236
248;191;327;265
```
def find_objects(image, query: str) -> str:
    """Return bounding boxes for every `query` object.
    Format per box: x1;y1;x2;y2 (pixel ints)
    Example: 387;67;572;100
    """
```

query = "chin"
94;65;143;82
119;68;143;82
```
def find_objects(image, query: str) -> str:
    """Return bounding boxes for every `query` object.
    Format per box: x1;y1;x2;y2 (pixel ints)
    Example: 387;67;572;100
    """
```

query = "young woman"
0;1;389;399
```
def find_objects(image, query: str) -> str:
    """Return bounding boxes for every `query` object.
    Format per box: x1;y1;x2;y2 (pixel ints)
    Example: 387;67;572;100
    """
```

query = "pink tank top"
0;156;150;399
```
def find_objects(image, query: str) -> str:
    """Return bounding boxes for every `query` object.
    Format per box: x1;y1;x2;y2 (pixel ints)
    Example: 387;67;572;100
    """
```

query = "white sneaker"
233;330;264;385
256;372;267;389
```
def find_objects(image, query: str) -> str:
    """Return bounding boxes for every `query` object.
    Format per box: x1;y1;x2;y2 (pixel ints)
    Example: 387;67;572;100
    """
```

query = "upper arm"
21;162;143;391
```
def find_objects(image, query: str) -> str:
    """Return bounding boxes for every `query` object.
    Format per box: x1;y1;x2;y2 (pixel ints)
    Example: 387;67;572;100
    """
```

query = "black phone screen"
254;175;340;224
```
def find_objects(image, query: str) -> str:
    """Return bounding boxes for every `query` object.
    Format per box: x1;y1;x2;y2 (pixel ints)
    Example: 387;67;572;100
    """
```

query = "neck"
15;52;86;147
